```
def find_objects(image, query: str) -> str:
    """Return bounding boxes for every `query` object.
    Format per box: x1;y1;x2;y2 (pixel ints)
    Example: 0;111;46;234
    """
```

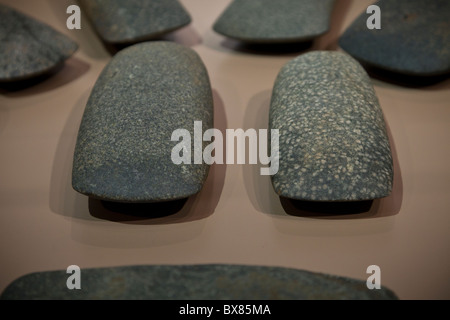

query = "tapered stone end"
79;0;192;44
213;0;335;44
0;4;78;82
339;0;450;76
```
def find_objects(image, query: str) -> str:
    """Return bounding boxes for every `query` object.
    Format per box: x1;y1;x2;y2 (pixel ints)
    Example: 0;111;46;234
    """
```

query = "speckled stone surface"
0;4;78;82
339;0;450;76
72;41;213;202
79;0;191;44
213;0;335;44
1;264;398;300
270;51;393;201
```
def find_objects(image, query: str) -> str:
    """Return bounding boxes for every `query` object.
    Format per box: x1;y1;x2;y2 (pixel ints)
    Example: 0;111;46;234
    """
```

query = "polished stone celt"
270;51;393;201
0;4;78;82
0;264;398;300
72;41;213;202
213;0;335;43
79;0;191;44
339;0;450;76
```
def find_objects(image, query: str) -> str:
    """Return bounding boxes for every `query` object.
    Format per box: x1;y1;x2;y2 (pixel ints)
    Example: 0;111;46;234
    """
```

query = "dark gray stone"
270;51;393;201
339;0;450;76
213;0;336;44
0;4;78;82
1;264;398;300
72;41;213;203
79;0;192;44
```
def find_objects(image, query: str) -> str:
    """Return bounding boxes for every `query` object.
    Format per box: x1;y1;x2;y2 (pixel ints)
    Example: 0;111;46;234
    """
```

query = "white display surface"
0;0;449;300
